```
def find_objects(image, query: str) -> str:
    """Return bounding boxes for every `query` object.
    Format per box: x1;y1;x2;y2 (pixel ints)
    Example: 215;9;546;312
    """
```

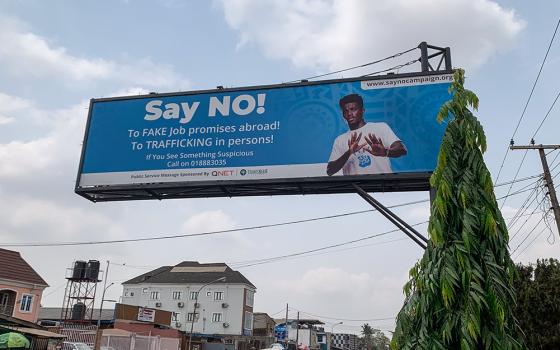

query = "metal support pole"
284;304;289;349
187;277;226;350
510;144;560;239
419;42;429;72
98;260;110;329
295;312;299;350
353;184;427;249
444;47;452;71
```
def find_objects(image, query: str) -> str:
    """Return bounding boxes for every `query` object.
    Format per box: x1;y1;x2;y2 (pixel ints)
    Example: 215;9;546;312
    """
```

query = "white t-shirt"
328;122;401;175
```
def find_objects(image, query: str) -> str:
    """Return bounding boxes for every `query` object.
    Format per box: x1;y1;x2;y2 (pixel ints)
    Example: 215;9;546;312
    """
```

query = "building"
121;261;256;339
0;248;48;323
330;333;358;350
275;319;324;350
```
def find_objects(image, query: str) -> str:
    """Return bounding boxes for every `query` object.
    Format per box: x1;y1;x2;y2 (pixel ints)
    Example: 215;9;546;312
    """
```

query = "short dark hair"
339;93;363;109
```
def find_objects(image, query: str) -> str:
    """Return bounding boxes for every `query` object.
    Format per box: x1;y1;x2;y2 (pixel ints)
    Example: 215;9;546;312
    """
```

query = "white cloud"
218;0;524;73
0;196;127;243
183;210;237;233
0;16;190;90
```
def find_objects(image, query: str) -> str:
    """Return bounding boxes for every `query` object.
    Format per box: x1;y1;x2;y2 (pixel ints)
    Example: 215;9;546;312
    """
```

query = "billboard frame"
75;69;453;202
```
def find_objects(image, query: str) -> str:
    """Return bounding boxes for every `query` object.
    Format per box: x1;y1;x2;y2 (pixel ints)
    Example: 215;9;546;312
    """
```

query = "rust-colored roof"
0;248;48;287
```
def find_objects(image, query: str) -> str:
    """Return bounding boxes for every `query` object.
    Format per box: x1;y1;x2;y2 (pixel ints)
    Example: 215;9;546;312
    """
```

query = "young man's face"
342;102;365;128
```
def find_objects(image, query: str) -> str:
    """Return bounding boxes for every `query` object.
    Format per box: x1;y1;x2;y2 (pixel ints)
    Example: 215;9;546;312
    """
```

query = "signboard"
137;307;155;322
76;71;453;201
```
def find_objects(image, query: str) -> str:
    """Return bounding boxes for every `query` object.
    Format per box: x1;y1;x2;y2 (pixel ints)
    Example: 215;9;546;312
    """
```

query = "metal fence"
57;323;98;348
100;334;180;350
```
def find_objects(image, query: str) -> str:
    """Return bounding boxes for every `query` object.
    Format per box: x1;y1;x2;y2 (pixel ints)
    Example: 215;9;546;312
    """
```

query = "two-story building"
0;248;48;323
121;261;256;338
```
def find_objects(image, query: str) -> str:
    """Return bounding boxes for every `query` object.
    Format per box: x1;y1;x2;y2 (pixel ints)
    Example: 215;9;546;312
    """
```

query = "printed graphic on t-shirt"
357;153;371;168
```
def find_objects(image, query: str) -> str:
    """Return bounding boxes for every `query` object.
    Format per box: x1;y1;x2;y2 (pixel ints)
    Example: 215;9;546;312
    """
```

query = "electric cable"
511;214;548;255
289;307;395;322
0;175;542;248
509;190;548;242
531;89;560;139
285;47;418;83
494;16;560;184
362;58;421;77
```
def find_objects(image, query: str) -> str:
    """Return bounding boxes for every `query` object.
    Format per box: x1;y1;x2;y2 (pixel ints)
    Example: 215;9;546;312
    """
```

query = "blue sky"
0;0;559;335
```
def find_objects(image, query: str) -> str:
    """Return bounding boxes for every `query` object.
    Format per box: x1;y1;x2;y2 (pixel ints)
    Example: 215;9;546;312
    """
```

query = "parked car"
261;343;285;350
62;342;93;350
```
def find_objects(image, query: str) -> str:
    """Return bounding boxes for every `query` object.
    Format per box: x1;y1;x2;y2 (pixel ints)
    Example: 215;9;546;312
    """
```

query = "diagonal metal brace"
353;183;428;249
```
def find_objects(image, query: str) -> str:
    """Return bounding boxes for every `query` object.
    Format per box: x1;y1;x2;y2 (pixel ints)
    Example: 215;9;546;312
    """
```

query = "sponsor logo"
211;170;235;177
240;169;247;176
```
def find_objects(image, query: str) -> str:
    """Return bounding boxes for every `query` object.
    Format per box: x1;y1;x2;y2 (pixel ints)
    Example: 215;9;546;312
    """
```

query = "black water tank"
73;261;87;279
85;260;100;281
72;302;86;320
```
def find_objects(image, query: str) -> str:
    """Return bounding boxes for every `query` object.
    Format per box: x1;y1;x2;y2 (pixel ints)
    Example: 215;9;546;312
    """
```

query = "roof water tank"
72;302;86;320
85;260;100;281
72;261;87;279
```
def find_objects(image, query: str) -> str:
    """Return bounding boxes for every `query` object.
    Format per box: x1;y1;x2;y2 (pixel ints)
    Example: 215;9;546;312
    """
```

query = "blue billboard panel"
76;73;452;189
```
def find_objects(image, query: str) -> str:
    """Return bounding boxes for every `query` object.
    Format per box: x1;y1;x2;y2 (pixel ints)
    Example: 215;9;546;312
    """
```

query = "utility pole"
295;312;299;350
284;304;289;349
510;143;560;237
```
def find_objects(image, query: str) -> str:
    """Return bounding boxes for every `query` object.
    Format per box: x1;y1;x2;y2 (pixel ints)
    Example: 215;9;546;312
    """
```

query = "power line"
362;58;420;77
532;90;560;138
494;15;560;184
0;199;427;247
285;47;418;83
511;214;548;255
289;307;395;322
0;175;542;248
230;225;425;269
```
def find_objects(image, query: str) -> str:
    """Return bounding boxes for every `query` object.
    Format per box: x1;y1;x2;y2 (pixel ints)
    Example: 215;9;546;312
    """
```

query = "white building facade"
121;262;256;336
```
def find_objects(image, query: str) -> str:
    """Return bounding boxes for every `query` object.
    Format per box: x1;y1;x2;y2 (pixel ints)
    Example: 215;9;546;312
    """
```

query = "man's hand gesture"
365;133;387;156
348;132;365;154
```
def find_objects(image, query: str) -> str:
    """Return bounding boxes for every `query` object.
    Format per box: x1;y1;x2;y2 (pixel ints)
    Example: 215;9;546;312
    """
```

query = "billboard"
76;71;453;201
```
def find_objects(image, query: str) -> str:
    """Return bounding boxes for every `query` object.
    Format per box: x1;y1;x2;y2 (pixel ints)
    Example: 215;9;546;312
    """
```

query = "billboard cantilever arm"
352;183;427;249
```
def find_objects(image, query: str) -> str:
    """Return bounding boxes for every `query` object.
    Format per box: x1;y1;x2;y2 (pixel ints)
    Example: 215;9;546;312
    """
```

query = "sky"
1;0;560;336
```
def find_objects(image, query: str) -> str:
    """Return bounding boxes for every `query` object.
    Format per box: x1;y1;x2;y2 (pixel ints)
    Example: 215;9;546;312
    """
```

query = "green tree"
361;323;374;350
514;258;560;349
360;324;390;350
391;69;526;349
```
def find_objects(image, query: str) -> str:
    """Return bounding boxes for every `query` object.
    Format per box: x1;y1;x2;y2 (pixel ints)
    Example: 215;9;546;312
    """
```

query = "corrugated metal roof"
0;248;48;286
38;308;115;321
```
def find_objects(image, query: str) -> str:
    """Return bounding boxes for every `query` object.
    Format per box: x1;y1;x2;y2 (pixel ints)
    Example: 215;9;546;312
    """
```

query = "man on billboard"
326;93;407;176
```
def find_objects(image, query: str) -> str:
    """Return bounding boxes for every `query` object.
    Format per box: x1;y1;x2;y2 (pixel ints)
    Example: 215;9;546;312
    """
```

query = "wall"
122;283;255;336
0;281;44;323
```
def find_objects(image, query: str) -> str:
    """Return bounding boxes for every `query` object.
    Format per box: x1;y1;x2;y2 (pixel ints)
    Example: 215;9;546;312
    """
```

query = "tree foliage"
360;324;390;350
514;258;560;349
391;70;526;349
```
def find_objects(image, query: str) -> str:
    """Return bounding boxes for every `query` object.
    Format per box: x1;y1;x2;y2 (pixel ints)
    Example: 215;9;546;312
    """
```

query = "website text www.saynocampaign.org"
361;73;453;90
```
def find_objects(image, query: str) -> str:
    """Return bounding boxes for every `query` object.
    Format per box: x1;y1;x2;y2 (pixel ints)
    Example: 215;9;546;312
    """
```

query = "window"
206;291;212;297
142;288;149;293
244;311;253;330
172;291;182;300
124;290;135;297
245;290;254;307
172;312;180;322
20;294;33;312
189;291;199;300
187;313;199;322
150;291;160;300
213;291;224;301
130;292;135;296
212;313;222;322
